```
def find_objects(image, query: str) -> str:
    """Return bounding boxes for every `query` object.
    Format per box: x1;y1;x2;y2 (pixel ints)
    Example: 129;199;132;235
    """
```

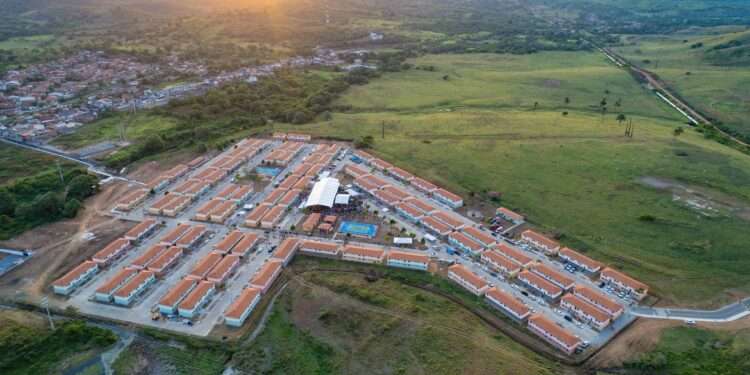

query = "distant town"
0;49;365;142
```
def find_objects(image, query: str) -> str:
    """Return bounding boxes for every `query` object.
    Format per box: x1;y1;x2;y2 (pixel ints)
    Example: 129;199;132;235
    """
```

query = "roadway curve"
631;297;750;323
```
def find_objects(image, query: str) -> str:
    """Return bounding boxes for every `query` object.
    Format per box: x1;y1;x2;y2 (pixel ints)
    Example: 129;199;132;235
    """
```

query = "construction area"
45;133;650;356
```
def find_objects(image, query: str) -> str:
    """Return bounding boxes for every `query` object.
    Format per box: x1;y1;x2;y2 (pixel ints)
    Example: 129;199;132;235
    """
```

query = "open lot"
277;51;750;306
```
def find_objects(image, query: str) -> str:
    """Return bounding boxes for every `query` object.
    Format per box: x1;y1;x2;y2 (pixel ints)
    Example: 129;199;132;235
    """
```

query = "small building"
160;224;192;245
485;287;531;322
245;203;272;227
410;177;438;194
431;210;465;231
92;238;131;265
95;268;138;302
462;226;497;248
341;244;386;264
147;246;184;276
395;202;424;222
113;271;156;306
573;286;623;319
530;264;576;291
187;252;223;280
388;167;415;182
448;232;485;255
304;177;340;210
130;244;169;270
420;216;452;237
517;271;563;300
175;225;207;249
231;233;259;257
260;205;286;229
386;250;429;271
560;294;611;331
558;247;603;274
52;261;99;295
494;243;534;268
178;281;216;319
123;219;158;242
195;199;222;222
447;264;489;296
496;207;524;223
299;240;340;258
521;230;560;255
214;231;245;254
481;250;521;277
249;259;284;294
271;238;299;266
600;267;649;301
433;188;463;208
225;287;262;327
206;255;240;285
527;314;581;354
301;213;321;232
158;278;197;315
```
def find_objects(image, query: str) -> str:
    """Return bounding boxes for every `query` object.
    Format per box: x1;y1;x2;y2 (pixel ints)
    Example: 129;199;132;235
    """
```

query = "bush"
62;199;82;218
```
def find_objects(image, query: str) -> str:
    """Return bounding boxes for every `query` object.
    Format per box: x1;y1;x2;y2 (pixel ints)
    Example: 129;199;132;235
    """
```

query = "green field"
279;51;750;305
231;257;562;375
625;326;750;374
0;143;72;185
614;30;750;140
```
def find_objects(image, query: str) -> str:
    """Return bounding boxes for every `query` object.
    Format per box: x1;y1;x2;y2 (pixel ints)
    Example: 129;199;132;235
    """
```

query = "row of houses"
520;230;649;300
263;141;305;166
52;219;161;295
352;150;464;208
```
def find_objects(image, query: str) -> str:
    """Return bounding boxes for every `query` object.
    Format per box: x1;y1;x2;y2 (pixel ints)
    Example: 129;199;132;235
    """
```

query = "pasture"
280;52;750;305
615;31;750;140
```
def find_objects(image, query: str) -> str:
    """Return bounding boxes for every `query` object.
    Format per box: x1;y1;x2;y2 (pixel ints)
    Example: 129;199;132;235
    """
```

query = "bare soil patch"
586;318;678;369
638;176;750;221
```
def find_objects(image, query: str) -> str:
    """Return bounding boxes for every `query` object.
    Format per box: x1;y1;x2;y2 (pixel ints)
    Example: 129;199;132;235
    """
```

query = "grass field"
0;144;74;185
279;51;750;305
52;113;180;150
231;257;563;375
614;30;750;140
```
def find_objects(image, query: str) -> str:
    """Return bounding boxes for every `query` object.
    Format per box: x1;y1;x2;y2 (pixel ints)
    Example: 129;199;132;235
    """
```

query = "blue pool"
338;221;378;238
256;166;282;177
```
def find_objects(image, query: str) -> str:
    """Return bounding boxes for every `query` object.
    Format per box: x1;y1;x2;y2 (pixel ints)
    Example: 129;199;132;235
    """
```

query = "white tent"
304;177;340;208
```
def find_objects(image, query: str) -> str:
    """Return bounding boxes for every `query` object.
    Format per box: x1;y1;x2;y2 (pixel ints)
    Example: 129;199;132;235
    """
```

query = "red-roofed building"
249;259;284;294
225;287;262;327
485;287;531;321
448;264;489;296
158;278;197;315
481;250;521;277
207;255;240;285
561;294;612;331
521;230;560;255
527;314;581;354
558;247;602;274
433;188;463;208
52;261;99;295
178;281;215;318
299;240;340;257
517;271;563;300
494;243;534;268
342;244;386;264
574;286;623;319
448;232;485;255
496;207;524;223
92;238;131;265
420;216;452;236
272;238;299;266
600;268;649;300
530;264;576;291
462;226;497;248
387;250;430;271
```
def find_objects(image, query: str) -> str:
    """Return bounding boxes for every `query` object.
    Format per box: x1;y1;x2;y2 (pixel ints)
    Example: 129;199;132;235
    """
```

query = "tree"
673;127;684;137
616;114;627;124
62;199;82;218
354;135;374;149
564;97;570;104
0;188;16;216
67;174;98;200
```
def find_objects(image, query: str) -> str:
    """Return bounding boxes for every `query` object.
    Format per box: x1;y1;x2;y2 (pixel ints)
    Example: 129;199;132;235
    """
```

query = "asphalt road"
631;298;750;322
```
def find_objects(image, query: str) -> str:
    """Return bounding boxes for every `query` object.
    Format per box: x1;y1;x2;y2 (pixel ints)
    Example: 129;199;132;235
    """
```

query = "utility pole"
382;120;385;139
41;297;55;330
56;159;64;184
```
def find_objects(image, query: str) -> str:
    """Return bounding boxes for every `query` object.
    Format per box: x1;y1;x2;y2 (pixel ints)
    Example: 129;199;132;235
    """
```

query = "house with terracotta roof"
178;281;216;318
496;207;524;223
113;271;156;306
175;225;207;250
342;244;386;264
370;158;393;171
462;226;497;248
481;250;521;277
158;278;197;315
431;210;465;230
448;232;485;255
387;167;415;182
344;164;369;179
92;238;131;265
386;250;429;271
231;233;259;257
410;177;438;194
148;194;179;216
249;259;284;294
494;243;534;268
530;264;576;291
209;200;237;223
448;264;489;296
600;267;649;300
260;205;287;229
558;247;602;274
517;271;563;300
52;261;99;295
124;219;158;242
160;224;192;245
573;286;623;319
560;294;612;331
130;244;168;270
95;268;138;302
403;197;437;215
395;202;424;222
373;189;402;206
485;287;531;322
207;255;240;285
302;213;321;232
195;199;222;221
115;188;149;211
299;240;340;258
225;287;262;327
420;216;452;236
147;246;184;276
433;188;463;208
244;203;272;227
527;314;581;354
271;238;299;266
187;252;223;280
214;231;245;254
521;230;560;255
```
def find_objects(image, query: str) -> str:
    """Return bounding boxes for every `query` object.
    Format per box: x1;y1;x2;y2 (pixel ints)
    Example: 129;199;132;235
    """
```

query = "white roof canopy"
304;177;340;208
